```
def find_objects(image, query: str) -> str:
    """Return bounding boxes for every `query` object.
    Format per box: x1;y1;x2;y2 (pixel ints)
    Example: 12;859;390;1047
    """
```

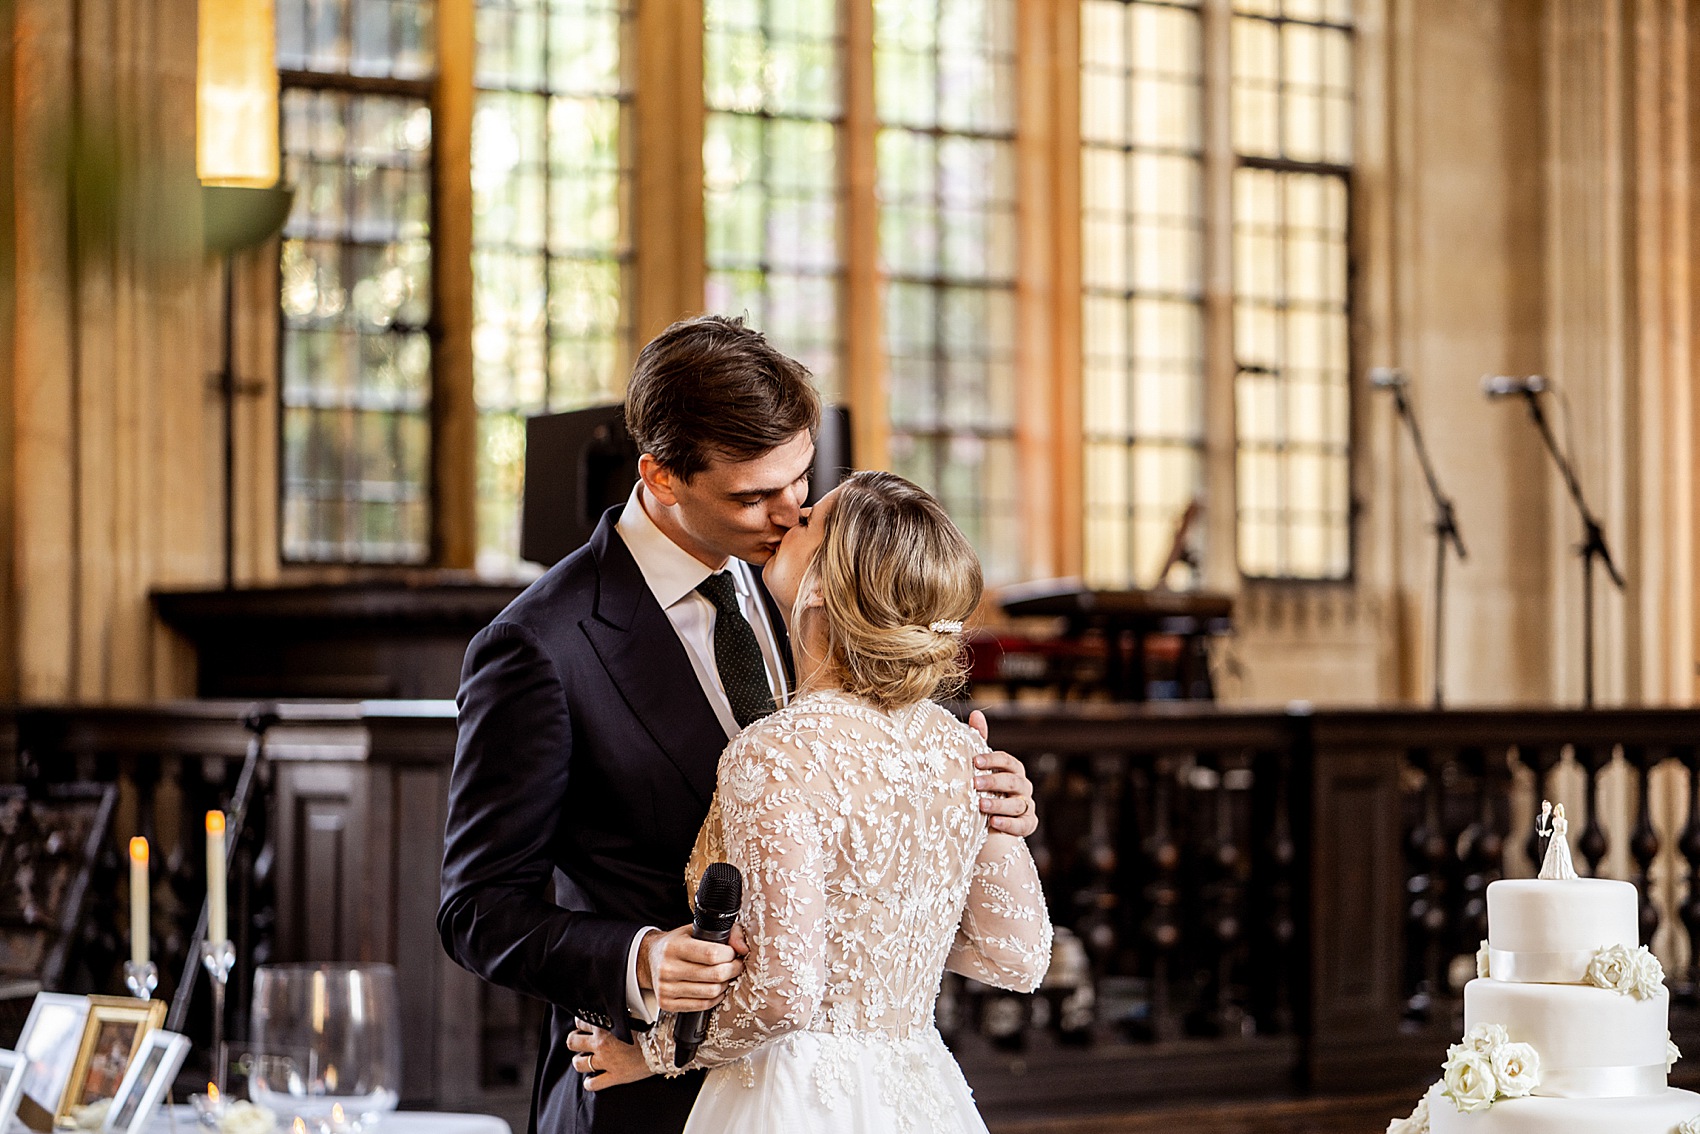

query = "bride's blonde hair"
796;470;983;709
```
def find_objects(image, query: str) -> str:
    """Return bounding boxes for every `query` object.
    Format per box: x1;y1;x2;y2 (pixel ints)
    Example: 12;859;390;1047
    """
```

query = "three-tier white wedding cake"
1389;803;1700;1134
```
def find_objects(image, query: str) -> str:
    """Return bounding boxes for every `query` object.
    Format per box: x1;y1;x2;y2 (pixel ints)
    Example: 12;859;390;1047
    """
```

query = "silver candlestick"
200;939;236;1097
122;959;159;1000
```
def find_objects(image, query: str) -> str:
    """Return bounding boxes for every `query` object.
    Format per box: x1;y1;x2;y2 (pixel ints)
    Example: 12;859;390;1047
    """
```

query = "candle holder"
123;959;159;1000
200;939;236;1097
189;1086;227;1129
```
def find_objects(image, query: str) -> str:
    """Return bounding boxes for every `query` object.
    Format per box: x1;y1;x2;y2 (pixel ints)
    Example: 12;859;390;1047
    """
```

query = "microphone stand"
1385;380;1467;708
1512;388;1624;708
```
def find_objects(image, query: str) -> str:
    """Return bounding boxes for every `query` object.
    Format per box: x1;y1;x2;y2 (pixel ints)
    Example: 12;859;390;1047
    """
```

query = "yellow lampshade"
198;0;280;187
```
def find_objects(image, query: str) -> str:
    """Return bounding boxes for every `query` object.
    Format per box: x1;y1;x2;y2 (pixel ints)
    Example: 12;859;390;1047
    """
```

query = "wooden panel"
10;0;78;701
394;768;455;1101
1306;745;1429;1090
273;762;364;961
0;0;17;701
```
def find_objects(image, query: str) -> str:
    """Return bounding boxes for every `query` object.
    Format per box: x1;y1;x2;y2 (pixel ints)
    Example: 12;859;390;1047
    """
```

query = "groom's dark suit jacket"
439;508;792;1134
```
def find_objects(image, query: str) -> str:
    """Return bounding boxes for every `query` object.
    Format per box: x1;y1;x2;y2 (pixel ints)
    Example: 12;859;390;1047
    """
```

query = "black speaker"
520;405;639;569
807;405;852;507
520;404;854;568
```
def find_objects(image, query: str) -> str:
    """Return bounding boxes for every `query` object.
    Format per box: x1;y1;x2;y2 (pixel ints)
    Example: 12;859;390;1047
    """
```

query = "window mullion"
432;0;477;568
1201;0;1239;593
841;0;887;470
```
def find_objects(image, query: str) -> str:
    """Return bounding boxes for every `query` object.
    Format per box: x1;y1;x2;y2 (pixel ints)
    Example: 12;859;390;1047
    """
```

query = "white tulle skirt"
681;1028;989;1134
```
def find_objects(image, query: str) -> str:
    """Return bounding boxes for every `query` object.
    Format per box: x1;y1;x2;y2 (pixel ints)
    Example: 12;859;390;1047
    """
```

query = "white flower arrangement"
1677;1116;1700;1134
1670;1031;1682;1073
1477;939;1490;979
1385;1093;1430;1134
218;1101;278;1134
68;1101;111;1132
1441;1023;1541;1114
1586;943;1666;999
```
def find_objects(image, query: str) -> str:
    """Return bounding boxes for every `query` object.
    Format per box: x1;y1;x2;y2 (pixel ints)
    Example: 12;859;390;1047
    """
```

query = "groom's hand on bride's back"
638;922;750;1013
969;710;1039;839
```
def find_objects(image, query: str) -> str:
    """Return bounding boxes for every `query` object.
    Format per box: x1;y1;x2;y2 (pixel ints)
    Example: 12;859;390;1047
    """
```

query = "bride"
566;470;1053;1132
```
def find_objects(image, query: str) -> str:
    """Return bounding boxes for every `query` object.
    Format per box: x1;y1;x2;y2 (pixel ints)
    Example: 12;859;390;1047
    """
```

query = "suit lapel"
580;511;725;807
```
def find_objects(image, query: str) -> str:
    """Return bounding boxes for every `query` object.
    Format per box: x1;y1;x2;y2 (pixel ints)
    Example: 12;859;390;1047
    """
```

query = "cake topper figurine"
1537;800;1579;880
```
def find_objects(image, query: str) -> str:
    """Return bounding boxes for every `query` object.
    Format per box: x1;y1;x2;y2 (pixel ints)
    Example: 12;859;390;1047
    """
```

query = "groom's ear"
638;453;681;506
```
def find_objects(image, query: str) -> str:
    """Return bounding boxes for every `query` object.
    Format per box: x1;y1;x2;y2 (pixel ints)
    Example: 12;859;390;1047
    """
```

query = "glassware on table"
247;963;402;1130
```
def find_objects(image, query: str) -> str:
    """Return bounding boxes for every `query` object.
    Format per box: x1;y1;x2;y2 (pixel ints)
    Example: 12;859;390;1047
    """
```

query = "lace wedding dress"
639;688;1054;1134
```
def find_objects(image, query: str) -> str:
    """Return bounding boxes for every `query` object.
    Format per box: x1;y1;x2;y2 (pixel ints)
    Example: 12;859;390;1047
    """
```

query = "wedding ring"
586;1052;598;1074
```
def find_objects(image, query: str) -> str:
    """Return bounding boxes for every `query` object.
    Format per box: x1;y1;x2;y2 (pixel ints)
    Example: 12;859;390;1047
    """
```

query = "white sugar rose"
1490;1041;1540;1098
1587;943;1635;993
1385;1093;1430;1134
1477;939;1490;979
1443;1050;1498;1114
1669;1032;1682;1072
1630;946;1665;1000
1464;1022;1510;1053
1678;1117;1700;1134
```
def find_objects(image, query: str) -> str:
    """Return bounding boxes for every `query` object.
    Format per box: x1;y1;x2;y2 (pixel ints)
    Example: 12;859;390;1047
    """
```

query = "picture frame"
14;992;90;1132
0;1049;34;1133
98;1031;187;1134
58;995;165;1124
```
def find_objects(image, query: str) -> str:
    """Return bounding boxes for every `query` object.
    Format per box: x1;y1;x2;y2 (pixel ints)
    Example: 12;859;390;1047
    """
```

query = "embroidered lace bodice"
640;689;1053;1075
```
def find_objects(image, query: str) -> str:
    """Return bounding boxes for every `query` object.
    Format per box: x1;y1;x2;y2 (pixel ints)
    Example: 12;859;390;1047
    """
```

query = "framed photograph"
59;996;164;1122
14;992;89;1131
99;1031;188;1134
0;1049;33;1133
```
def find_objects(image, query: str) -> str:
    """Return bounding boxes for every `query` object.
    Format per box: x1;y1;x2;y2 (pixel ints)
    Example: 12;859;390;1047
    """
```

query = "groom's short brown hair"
624;315;820;480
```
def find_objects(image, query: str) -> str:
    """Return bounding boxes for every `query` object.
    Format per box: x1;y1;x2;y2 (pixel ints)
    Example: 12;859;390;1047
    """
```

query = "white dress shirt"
612;482;791;1022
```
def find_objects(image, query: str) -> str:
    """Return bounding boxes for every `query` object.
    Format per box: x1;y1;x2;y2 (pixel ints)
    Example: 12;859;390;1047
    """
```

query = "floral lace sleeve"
945;831;1053;993
640;728;830;1075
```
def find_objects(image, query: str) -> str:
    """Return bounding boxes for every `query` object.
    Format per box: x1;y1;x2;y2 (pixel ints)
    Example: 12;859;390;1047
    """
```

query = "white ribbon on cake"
1483;945;1599;984
1533;1062;1667;1098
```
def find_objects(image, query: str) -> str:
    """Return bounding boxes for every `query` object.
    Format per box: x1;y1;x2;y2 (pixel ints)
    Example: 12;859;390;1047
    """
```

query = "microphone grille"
695;862;743;915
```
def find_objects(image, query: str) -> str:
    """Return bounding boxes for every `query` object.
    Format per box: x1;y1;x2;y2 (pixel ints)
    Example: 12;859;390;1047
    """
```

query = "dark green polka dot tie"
696;572;778;728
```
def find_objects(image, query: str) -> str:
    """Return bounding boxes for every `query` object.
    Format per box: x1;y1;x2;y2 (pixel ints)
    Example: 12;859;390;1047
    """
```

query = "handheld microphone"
1482;374;1548;398
1368;367;1407;389
673;862;743;1067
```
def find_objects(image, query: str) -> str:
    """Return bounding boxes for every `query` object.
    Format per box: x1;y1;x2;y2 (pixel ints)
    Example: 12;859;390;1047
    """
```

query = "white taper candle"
129;837;149;965
207;810;228;944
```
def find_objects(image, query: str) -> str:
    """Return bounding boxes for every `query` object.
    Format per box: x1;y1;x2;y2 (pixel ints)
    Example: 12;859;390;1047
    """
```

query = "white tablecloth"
148;1107;511;1134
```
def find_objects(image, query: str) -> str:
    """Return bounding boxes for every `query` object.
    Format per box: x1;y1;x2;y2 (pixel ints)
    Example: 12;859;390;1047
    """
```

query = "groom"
438;315;1039;1134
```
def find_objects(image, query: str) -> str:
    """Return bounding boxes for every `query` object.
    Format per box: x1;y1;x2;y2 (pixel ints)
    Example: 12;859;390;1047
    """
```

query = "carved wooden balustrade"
967;703;1700;1113
2;699;1700;1120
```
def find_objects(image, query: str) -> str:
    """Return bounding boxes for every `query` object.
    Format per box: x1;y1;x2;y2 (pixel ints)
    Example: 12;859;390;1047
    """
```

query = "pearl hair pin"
928;620;964;634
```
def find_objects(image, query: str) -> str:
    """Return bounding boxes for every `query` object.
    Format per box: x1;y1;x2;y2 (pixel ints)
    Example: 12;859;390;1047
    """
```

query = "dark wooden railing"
4;699;1700;1120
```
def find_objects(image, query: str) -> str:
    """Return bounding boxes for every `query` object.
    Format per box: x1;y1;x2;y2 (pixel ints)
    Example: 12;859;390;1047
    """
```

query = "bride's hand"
968;710;1038;838
568;1019;653;1091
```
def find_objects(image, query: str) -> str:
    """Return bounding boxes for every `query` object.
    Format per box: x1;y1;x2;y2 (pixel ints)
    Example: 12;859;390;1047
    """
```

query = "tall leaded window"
704;0;842;394
875;0;1021;582
1080;0;1205;589
1231;0;1352;579
276;1;435;563
473;0;632;575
